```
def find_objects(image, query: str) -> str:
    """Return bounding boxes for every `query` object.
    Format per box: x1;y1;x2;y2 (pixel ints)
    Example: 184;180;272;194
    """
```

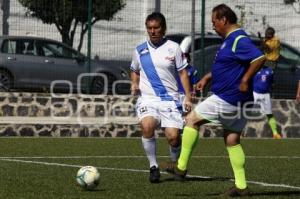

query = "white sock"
142;136;158;168
169;145;181;162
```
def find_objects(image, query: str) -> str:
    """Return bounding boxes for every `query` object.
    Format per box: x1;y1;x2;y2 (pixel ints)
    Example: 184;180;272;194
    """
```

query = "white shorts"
253;92;272;115
194;94;247;132
136;96;184;129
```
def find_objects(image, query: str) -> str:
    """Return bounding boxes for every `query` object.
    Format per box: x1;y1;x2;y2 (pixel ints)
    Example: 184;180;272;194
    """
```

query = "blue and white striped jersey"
130;38;188;101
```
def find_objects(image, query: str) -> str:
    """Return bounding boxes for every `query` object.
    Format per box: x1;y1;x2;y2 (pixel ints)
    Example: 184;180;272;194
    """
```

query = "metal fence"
0;0;299;98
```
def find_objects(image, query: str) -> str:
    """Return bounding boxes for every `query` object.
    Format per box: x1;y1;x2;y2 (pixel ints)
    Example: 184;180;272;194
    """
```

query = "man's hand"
239;81;249;92
183;95;192;112
130;83;140;96
196;73;211;92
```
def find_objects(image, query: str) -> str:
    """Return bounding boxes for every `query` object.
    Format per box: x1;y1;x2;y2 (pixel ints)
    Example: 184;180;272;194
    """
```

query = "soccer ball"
76;166;100;190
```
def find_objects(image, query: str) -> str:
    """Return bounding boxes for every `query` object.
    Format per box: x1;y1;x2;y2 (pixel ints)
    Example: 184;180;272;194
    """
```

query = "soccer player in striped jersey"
130;12;192;183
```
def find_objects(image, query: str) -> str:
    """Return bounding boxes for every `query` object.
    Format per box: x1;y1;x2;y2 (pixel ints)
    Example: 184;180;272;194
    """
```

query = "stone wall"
0;92;299;137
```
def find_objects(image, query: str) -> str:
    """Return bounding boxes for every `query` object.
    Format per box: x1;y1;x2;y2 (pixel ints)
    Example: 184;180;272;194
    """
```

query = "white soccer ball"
76;166;100;190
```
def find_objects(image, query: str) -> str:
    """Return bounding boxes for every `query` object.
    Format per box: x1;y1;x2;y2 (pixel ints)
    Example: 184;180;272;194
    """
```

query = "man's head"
265;27;275;39
211;4;237;38
145;12;166;44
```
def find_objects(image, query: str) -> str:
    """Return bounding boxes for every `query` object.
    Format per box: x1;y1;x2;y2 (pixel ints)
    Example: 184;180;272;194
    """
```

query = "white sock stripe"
142;136;157;168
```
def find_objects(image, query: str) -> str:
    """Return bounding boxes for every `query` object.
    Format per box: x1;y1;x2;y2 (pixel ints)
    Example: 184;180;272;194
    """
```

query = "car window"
38;41;78;59
203;37;223;48
184;37;223;52
278;45;300;69
20;40;37;55
1;39;17;54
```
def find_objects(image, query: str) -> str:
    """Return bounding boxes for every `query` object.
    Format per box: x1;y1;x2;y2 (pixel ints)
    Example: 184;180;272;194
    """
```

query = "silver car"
0;36;131;94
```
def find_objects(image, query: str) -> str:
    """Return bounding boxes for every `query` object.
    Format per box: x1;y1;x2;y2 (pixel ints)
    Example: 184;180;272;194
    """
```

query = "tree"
283;0;300;13
18;0;125;52
235;5;268;35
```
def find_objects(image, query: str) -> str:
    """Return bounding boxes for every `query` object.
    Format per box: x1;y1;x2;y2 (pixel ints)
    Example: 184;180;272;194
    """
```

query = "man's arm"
130;71;140;96
196;72;212;91
296;81;300;102
240;56;266;92
179;68;192;111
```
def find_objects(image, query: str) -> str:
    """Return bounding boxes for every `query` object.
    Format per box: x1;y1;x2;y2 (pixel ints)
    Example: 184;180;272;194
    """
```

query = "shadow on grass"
207;190;300;197
249;191;300;197
81;188;105;192
161;175;231;183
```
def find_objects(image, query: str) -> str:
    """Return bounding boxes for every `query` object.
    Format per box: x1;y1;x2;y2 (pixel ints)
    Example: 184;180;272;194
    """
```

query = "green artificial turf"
0;138;299;199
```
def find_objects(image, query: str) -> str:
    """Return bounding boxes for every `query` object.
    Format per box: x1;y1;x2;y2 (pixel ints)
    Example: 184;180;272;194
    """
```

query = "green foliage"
18;0;126;51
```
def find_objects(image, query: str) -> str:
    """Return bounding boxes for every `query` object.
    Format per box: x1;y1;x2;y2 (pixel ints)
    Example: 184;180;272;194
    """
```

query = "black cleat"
160;161;187;181
221;186;249;197
149;166;160;183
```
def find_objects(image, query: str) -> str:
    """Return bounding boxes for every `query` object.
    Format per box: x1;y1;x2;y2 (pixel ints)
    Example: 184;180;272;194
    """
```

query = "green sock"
268;116;278;135
177;126;199;171
227;144;247;189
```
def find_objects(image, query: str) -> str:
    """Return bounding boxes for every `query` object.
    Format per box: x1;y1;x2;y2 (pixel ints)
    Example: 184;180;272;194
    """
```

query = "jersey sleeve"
130;49;140;72
175;46;188;71
189;66;199;85
235;37;264;63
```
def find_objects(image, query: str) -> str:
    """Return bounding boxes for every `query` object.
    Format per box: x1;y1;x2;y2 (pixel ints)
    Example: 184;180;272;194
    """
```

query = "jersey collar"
225;28;243;39
148;38;167;49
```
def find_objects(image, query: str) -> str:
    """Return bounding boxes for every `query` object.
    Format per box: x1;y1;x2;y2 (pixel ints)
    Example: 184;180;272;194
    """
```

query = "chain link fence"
0;0;299;98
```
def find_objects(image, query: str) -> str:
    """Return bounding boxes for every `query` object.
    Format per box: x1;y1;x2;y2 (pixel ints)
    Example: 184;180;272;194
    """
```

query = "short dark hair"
266;27;275;35
145;12;167;32
212;4;237;24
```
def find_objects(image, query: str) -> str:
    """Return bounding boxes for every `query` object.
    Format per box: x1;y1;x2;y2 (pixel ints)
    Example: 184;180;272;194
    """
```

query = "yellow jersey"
264;36;280;61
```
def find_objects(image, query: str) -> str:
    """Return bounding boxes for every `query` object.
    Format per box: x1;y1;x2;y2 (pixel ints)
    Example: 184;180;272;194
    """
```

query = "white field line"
0;155;300;159
0;158;300;191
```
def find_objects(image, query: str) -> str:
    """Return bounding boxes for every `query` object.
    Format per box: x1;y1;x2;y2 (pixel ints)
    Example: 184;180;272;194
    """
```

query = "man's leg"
140;116;160;183
223;131;249;196
260;93;281;139
177;111;208;171
161;111;207;179
177;126;199;171
165;127;181;162
266;114;281;138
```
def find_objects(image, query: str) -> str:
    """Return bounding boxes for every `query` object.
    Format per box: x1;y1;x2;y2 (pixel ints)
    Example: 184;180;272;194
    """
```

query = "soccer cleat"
149;166;160;183
221;186;249;197
273;133;282;139
160;161;187;181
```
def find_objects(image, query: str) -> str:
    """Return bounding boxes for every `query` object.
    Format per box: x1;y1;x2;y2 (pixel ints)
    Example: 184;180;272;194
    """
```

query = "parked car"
0;35;131;94
166;33;300;99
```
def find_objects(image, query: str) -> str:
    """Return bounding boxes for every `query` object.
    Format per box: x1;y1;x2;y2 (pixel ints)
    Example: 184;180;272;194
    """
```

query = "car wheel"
91;73;116;95
91;76;105;94
0;70;12;91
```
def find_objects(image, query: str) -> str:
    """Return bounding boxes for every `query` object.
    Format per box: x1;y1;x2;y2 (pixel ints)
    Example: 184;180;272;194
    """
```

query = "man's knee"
140;117;157;138
166;132;181;147
224;131;241;146
185;111;205;129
